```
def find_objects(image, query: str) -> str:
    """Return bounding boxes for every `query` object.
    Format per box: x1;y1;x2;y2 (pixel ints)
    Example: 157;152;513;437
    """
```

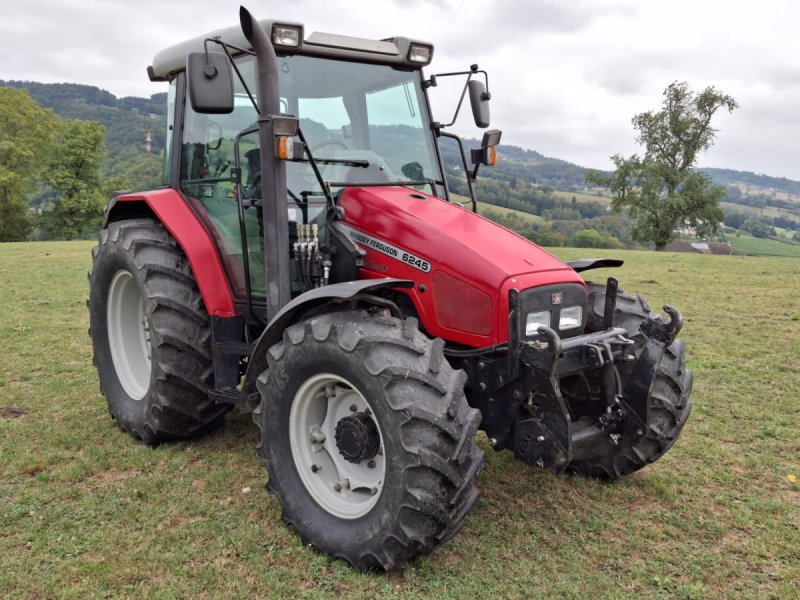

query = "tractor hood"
338;186;579;290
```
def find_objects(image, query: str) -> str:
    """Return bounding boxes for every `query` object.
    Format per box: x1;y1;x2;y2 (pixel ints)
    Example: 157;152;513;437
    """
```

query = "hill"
0;80;167;193
3;80;799;252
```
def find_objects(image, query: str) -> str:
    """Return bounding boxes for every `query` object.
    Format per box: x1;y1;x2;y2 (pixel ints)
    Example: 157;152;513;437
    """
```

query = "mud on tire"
565;284;693;480
254;310;484;570
88;219;230;444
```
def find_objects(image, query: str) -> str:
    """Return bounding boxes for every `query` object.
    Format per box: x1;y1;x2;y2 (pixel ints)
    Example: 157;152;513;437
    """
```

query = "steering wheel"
312;140;350;152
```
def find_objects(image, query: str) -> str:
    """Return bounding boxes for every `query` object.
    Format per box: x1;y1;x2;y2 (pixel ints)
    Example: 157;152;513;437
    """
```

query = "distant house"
662;240;737;255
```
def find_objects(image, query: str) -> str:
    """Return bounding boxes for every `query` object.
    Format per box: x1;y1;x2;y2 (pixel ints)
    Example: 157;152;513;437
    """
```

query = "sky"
3;0;799;180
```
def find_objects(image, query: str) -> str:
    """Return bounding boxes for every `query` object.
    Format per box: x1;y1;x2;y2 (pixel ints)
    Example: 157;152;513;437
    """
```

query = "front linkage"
454;277;687;473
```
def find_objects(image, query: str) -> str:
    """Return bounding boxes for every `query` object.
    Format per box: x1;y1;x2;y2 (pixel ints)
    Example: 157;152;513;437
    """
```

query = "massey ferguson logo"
551;292;563;305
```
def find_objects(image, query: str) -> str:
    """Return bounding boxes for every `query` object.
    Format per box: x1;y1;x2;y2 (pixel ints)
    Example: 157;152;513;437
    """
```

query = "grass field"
727;233;800;258
1;242;799;598
476;200;545;224
552;189;612;206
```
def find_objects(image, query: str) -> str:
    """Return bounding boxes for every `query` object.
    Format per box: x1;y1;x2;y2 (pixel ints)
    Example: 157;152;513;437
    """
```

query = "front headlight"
559;306;583;330
525;310;551;336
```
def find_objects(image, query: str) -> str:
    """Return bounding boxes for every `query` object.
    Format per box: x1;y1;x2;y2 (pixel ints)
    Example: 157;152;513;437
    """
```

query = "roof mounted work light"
272;24;303;48
408;44;433;65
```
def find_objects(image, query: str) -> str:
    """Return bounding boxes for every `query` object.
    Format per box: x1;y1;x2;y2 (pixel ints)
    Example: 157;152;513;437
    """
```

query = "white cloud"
2;0;799;179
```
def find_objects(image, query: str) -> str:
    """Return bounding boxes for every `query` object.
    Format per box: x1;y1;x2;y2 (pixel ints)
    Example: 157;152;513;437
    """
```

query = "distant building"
145;129;153;154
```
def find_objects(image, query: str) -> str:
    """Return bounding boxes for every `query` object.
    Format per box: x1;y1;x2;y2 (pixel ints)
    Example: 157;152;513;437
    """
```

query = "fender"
241;278;413;402
104;189;237;318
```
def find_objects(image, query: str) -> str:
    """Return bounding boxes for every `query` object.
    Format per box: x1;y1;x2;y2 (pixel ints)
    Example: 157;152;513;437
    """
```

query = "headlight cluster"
518;283;588;340
525;306;583;336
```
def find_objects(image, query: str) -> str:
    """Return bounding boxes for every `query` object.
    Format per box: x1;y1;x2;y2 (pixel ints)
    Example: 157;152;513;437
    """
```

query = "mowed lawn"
1;241;798;599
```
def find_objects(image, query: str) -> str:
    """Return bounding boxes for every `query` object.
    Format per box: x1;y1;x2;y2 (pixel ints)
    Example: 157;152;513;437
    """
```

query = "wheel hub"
335;412;380;463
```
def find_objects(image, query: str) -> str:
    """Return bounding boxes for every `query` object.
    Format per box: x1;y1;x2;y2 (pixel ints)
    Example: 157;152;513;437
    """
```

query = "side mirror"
186;52;234;114
471;129;502;166
468;79;490;128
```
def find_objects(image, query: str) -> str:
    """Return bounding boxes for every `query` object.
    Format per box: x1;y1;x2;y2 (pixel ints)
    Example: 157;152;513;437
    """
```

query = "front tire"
88;219;230;444
565;284;693;480
254;310;484;570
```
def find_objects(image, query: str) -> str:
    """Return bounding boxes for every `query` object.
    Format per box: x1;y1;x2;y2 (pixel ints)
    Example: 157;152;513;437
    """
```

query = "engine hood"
339;186;578;290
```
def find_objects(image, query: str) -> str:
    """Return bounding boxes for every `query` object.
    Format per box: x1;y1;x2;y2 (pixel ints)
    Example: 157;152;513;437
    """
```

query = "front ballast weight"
458;277;692;479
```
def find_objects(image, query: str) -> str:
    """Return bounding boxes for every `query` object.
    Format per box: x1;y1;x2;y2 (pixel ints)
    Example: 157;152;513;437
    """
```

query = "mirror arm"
439;130;478;213
205;38;260;114
428;66;490;129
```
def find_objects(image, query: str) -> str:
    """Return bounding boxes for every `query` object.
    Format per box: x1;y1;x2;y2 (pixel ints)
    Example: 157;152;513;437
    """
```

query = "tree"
587;81;738;250
0;88;60;241
40;119;117;239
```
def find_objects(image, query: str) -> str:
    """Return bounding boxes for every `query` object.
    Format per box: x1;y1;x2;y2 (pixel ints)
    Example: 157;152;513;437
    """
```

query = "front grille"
517;283;588;340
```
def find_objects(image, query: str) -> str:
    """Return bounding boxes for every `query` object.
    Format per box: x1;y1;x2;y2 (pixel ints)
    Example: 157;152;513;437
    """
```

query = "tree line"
0;88;124;241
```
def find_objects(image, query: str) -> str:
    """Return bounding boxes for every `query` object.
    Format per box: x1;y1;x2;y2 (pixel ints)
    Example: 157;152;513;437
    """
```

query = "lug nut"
349;404;357;412
367;460;376;469
311;464;320;473
333;483;342;492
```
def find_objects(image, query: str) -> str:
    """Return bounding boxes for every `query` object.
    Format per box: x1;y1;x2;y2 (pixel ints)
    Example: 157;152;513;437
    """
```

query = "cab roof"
148;18;433;82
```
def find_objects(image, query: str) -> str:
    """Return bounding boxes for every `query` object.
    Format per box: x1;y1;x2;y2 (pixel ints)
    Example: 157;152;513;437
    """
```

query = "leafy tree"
0;88;60;241
587;82;738;250
40;119;119;239
570;228;622;249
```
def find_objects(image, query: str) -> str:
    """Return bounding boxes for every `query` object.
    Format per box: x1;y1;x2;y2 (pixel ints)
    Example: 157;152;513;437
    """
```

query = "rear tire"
88;219;230;444
565;284;693;480
254;310;484;570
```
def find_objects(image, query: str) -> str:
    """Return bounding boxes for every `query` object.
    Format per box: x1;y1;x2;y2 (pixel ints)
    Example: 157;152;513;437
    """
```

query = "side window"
162;80;177;186
179;94;263;300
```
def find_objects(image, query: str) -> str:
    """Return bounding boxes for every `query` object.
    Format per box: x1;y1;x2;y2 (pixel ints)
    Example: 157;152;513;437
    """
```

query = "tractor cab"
149;15;497;321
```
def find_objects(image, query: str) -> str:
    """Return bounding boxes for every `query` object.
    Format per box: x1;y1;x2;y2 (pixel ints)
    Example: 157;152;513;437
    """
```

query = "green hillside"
728;233;800;258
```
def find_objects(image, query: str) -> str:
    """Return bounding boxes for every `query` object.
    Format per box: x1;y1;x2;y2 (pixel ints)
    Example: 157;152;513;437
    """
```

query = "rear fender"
241;278;413;403
104;190;236;317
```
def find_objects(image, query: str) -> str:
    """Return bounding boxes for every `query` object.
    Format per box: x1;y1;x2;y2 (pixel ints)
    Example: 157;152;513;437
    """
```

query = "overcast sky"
3;0;799;180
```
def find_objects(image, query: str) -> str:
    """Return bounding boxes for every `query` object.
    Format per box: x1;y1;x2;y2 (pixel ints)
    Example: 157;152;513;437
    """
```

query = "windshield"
181;53;443;201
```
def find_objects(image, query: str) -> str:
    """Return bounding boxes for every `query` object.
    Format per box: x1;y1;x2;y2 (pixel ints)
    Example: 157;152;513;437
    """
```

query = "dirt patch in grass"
0;405;28;418
81;468;141;489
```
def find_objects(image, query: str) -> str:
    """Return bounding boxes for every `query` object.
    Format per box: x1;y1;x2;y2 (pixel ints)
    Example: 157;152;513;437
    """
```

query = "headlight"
559;306;583;330
525;310;550;336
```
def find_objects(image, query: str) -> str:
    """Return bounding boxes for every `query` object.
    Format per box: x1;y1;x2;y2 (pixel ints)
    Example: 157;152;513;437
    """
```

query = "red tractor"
88;7;692;570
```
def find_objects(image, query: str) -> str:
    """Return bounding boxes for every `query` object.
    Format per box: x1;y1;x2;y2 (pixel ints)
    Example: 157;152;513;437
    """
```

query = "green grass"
1;242;799;598
449;193;545;225
552;189;612;205
727;233;800;257
476;200;545;224
720;201;800;225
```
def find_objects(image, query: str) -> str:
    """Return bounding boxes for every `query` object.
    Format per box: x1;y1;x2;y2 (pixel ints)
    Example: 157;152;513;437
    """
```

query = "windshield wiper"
326;179;437;189
295;157;369;168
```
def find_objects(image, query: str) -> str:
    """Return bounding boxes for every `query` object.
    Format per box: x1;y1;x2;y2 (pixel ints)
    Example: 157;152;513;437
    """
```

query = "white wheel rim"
107;270;152;400
289;373;386;519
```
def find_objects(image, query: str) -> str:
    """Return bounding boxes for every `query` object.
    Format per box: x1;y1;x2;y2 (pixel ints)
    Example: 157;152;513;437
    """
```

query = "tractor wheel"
254;310;484;570
565;284;693;480
88;219;230;444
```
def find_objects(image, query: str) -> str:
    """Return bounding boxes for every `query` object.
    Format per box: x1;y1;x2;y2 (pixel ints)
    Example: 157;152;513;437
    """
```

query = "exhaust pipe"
240;6;291;319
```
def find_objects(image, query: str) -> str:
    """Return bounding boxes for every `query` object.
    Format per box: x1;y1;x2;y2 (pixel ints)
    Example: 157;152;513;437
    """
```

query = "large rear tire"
88;219;230;444
565;284;693;480
254;310;484;570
